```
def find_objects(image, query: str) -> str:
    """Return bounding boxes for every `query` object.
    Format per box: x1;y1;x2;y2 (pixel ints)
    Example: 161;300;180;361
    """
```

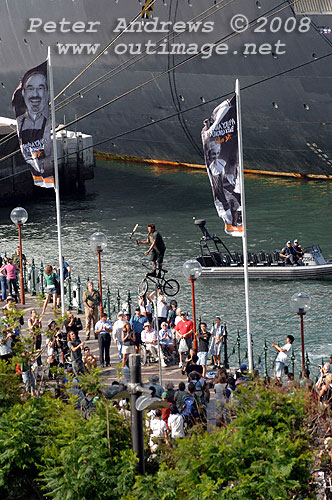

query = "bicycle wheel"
162;279;180;297
138;278;148;296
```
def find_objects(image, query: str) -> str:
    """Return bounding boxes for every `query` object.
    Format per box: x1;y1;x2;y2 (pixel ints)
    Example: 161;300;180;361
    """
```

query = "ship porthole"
40;40;44;46
200;97;206;103
312;53;318;59
1;82;5;88
179;95;185;101
256;1;262;8
272;102;279;109
303;104;310;110
23;38;28;45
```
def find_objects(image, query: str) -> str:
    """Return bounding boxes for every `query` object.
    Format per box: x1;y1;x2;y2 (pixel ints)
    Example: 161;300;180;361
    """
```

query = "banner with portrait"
12;61;54;188
201;95;243;237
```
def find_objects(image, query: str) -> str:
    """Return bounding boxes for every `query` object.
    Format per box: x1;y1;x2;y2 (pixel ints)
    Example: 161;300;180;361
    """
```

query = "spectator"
185;353;203;378
0;260;7;301
150;288;168;328
121;321;135;368
197;322;211;377
67;330;85;375
95;313;112;368
168;404;185;440
139;293;153;323
64;310;83;337
42;265;59;315
82;281;101;341
130;307;145;352
149;409;170;453
272;335;294;385
160;391;171;425
165;381;175;403
3;258;19;303
83;346;98;371
175;311;193;369
174;381;188;412
316;363;331;390
209;316;225;368
148;375;164;398
28;309;42;367
113;311;125;363
0;328;12;362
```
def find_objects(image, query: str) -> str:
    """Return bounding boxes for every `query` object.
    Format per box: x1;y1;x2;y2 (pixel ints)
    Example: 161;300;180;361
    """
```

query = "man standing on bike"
137;224;166;278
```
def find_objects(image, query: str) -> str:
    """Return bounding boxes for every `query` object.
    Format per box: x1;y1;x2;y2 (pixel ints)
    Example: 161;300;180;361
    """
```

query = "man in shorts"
137;224;166;278
272;334;294;384
197;322;211;377
175;312;193;369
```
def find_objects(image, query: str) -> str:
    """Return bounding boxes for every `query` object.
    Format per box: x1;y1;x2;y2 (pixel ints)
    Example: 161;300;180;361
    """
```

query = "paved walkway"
18;292;217;425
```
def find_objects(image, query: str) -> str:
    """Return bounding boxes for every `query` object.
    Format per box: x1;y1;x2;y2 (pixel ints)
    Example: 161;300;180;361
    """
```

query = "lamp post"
10;207;28;305
290;292;311;376
89;232;107;318
183;259;202;350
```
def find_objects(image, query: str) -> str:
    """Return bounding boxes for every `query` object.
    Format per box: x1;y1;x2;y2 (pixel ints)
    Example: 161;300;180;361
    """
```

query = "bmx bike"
138;263;180;297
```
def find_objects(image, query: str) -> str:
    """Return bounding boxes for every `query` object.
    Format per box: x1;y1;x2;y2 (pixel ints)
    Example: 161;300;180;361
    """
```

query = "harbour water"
0;160;331;375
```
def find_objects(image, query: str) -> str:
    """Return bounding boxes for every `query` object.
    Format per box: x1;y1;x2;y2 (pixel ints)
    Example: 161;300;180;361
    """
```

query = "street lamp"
89;232;107;318
290;292;311;376
183;259;202;350
10;207;28;305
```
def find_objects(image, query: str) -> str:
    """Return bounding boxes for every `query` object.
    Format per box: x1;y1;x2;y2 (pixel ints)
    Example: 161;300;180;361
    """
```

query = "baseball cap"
294;239;298;243
117;311;124;317
161;391;168;399
286;240;291;244
144;322;150;327
180;311;187;316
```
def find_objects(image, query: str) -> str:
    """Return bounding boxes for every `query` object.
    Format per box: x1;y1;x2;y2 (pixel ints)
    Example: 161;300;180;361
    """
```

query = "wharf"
19;292;217;424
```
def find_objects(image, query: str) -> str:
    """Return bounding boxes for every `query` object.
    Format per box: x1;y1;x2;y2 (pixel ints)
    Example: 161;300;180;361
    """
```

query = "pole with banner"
235;79;253;373
201;83;253;372
47;47;65;315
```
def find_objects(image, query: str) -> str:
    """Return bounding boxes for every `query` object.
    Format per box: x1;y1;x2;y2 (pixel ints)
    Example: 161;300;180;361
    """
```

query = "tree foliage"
128;383;316;500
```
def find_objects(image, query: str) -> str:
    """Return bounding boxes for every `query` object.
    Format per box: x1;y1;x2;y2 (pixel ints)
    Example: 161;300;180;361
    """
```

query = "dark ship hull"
0;0;332;178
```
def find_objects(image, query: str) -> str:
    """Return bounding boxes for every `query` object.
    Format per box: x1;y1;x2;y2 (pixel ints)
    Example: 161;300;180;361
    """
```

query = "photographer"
67;330;85;375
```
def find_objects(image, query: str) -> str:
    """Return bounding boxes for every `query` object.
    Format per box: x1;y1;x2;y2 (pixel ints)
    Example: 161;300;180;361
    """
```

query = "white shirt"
168;414;184;438
150;418;167;438
112;319;124;342
157;295;168;318
276;343;292;363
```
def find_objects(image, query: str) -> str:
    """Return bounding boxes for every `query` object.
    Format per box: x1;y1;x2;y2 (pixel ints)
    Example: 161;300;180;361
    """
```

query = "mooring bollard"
116;289;121;312
77;276;83;314
40;261;44;295
106;285;111;318
236;330;241;367
127;290;132;316
264;339;268;378
31;258;36;296
291;350;295;375
67;273;72;309
223;323;229;369
23;260;27;292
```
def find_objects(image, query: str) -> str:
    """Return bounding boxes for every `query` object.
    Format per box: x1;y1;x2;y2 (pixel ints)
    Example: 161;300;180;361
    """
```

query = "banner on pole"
201;95;243;236
12;61;54;188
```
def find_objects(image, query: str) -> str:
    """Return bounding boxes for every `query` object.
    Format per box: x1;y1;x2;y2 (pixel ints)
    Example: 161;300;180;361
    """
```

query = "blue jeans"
0;276;6;300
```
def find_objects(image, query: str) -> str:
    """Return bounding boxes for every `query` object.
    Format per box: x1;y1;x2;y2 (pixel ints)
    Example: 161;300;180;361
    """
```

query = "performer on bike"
137;224;166;278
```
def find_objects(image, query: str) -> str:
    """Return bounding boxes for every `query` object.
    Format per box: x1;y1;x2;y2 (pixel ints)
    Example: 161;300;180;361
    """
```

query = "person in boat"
136;224;166;278
280;241;297;265
293;239;304;263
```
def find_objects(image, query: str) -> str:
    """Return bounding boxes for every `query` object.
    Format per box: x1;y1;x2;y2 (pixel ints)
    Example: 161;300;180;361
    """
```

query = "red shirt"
175;319;193;338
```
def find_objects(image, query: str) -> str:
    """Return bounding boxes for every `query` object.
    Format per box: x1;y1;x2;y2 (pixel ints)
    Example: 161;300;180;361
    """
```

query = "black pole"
223;323;229;369
129;354;145;475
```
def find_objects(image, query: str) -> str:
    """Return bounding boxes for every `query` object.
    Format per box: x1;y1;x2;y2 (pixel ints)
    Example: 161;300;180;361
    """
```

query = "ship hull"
0;0;331;177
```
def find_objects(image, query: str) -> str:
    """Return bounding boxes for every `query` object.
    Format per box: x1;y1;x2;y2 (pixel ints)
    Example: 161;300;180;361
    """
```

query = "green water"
0;161;331;375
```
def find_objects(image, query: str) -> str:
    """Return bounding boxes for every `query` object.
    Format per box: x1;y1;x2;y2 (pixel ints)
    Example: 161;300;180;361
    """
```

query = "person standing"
82;281;101;341
196;322;211;377
0;260;7;301
3;258;19;303
42;265;59;314
150;288;168;329
175;312;193;369
272;335;294;384
209;316;225;368
64;310;83;338
95;313;112;368
28;309;42;367
113;311;125;362
121;322;136;368
130;307;146;352
67;331;85;375
137;224;166;278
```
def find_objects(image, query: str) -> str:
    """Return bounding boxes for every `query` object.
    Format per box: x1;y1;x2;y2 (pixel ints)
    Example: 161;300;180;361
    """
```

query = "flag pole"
47;47;65;316
235;79;253;373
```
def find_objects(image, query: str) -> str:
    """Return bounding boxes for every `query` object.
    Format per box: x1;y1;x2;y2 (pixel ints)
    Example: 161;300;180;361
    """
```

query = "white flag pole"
47;47;65;316
235;79;253;373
